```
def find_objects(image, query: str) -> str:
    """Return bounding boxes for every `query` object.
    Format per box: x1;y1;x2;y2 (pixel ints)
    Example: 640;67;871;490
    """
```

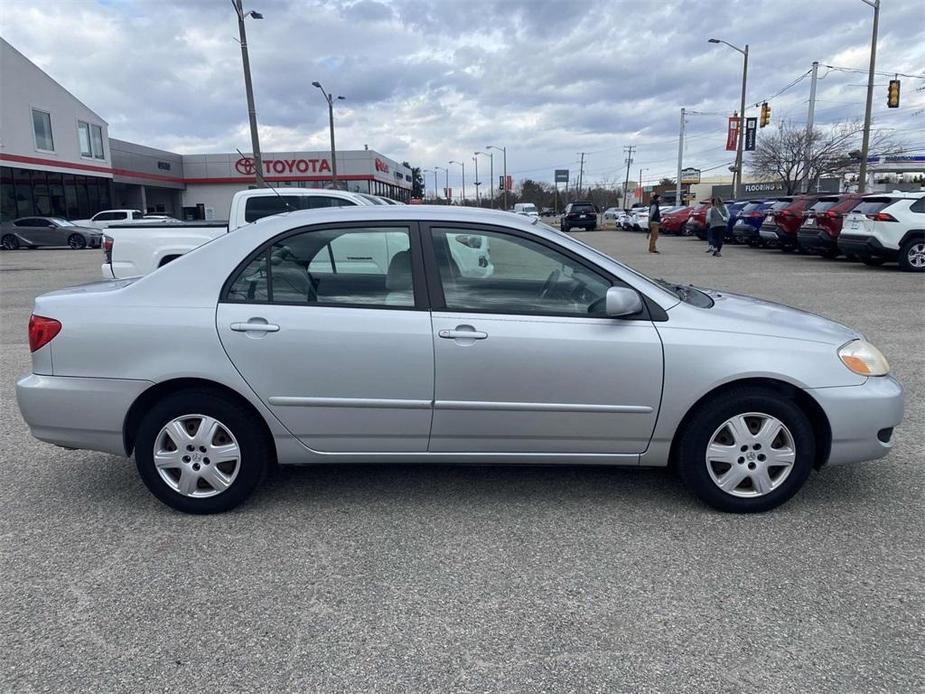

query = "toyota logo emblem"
235;157;255;175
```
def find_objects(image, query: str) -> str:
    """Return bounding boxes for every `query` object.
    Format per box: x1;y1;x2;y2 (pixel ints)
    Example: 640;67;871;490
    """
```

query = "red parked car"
762;195;824;251
796;194;863;258
683;200;713;238
660;206;693;235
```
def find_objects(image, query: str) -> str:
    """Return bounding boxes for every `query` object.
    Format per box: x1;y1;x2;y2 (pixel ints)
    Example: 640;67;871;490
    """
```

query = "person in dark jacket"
647;193;661;254
706;197;729;257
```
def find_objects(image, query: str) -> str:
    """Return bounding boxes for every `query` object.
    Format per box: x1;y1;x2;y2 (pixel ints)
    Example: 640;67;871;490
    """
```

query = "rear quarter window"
909;197;925;213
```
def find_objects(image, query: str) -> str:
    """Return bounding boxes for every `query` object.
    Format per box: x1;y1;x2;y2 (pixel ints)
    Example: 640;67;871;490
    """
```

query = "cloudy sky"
2;0;923;192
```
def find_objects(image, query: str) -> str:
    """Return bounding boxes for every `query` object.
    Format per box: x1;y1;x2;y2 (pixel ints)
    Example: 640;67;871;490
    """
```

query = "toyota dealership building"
0;37;412;222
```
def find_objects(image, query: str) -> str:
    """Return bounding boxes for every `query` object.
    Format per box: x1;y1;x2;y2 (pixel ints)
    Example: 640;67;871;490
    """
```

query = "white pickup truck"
101;188;374;278
102;187;494;279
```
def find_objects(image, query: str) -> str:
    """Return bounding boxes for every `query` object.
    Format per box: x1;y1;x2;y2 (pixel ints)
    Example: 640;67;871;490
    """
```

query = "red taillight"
29;315;61;353
867;212;897;222
102;235;113;252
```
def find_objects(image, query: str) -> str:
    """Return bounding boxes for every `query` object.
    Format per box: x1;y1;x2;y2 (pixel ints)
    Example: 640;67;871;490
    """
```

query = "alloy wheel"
153;414;241;497
68;234;87;249
1;235;19;250
705;412;796;497
908;242;925;269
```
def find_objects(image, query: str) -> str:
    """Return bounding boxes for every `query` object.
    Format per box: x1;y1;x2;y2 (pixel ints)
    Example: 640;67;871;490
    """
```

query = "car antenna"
235;149;294;212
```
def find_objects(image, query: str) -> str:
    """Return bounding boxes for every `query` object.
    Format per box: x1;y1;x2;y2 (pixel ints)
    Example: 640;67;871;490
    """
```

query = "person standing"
706;197;729;257
647;193;661;254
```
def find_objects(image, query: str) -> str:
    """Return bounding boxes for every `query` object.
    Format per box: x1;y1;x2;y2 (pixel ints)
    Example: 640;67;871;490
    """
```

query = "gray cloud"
1;0;922;189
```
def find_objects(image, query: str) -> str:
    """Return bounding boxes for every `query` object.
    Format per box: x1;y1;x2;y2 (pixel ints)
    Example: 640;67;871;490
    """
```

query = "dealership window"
32;108;54;151
78;121;105;159
0;168;15;221
91;124;105;159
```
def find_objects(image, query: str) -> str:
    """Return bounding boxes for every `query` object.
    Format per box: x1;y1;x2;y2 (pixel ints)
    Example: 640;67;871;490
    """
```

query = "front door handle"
230;321;280;333
438;327;488;340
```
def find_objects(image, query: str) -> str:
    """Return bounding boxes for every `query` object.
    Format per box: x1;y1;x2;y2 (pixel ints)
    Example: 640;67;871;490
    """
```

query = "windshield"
808;200;837;213
358;194;387;205
739;202;762;213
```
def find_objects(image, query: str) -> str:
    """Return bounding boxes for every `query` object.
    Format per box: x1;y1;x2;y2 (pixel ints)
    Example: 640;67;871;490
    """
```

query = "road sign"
554;169;569;183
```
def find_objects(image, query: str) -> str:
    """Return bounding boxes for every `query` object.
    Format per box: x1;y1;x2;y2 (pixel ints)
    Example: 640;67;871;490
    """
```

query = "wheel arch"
667;377;832;470
123;377;277;460
899;229;924;246
158;254;182;267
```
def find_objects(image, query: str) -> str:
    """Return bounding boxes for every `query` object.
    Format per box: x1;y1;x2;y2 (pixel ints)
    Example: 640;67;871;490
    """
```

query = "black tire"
676;388;815;513
67;234;87;250
898;237;925;273
862;256;885;267
820;247;840;259
134;389;271;514
1;234;20;250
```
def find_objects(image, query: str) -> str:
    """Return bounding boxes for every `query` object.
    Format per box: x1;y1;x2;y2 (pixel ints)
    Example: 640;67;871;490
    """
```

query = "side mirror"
605;286;643;317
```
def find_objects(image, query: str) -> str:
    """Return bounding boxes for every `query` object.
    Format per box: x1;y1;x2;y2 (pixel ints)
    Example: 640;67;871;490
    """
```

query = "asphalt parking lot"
1;235;922;693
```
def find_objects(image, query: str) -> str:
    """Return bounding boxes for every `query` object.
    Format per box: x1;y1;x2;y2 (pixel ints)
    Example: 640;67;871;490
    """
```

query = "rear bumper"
16;374;152;456
809;376;904;466
759;224;779;242
797;228;837;252
100;260;141;279
733;224;759;242
837;234;898;260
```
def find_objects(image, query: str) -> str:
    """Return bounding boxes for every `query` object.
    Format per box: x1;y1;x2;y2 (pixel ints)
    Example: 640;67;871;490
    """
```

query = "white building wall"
0;38;111;177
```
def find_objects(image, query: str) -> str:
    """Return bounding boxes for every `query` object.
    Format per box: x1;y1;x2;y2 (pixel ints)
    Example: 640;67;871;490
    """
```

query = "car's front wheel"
676;389;815;513
134;389;270;513
68;234;87;250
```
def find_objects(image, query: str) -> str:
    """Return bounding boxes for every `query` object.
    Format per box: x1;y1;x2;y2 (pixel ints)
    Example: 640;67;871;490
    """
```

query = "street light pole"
858;0;880;194
311;81;345;188
487;145;507;210
449;160;465;204
472;154;480;206
233;0;265;187
676;108;685;205
435;166;448;204
708;38;748;198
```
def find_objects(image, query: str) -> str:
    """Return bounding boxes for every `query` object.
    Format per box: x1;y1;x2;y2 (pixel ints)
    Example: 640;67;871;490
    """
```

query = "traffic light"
759;102;771;128
887;79;901;108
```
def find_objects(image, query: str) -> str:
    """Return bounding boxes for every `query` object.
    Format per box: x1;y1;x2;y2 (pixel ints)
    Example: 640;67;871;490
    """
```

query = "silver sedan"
1;216;102;250
16;206;904;514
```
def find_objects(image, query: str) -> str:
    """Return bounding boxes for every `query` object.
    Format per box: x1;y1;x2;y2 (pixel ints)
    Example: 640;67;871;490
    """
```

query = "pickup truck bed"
103;221;229;278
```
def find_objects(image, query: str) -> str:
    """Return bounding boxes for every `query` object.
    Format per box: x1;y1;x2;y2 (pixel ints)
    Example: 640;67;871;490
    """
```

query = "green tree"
404;162;425;199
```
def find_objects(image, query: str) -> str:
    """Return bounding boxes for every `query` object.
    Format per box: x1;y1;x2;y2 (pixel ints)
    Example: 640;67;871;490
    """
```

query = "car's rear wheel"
898;238;925;273
676;389;815;513
134;389;270;514
1;234;19;250
67;234;87;250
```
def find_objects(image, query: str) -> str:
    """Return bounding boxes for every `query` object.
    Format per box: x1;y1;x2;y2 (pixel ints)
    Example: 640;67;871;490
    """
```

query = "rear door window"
851;199;892;215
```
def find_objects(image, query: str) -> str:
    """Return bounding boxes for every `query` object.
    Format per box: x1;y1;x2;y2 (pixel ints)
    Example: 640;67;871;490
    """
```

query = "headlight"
838;339;890;376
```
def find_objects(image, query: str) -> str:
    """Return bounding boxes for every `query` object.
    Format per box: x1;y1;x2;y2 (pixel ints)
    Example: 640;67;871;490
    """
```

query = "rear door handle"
438;329;487;340
230;321;280;333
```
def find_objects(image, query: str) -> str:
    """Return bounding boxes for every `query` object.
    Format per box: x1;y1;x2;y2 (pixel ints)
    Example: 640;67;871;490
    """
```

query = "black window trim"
419;221;655;321
219;220;431;312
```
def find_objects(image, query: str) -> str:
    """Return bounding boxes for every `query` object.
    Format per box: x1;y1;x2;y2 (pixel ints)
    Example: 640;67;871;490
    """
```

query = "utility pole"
233;0;265;187
577;152;587;197
639;168;648;204
311;81;345;188
858;0;880;194
676;108;686;206
802;61;820;193
488;145;507;210
622;145;636;210
449;160;465;204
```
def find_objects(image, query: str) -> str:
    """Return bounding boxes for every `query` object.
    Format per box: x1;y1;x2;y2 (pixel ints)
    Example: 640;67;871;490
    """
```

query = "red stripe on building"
0;152;114;175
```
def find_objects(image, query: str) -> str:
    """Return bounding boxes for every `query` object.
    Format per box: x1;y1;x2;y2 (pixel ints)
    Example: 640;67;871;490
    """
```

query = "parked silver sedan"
1;216;102;250
16;207;903;514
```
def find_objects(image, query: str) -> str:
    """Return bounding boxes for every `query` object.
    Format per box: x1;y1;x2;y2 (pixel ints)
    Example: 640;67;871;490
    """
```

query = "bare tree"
749;120;904;194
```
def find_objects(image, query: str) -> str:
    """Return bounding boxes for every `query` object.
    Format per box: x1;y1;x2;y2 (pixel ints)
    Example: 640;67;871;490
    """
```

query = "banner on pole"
744;117;758;151
726;115;740;151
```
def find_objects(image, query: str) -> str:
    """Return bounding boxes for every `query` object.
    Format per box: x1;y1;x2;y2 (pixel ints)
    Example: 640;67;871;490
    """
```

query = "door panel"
430;312;662;453
425;225;663;455
217;223;433;453
218;304;434;452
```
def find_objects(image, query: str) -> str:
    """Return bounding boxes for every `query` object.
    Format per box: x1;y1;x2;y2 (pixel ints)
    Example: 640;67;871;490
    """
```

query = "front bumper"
837;233;898;260
809;375;904;466
16;373;152;456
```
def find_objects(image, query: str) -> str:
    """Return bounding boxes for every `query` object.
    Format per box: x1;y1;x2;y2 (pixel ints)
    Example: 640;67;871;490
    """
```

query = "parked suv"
838;193;925;271
560;201;598;231
797;194;863;258
660;206;692;235
684;200;712;238
763;195;823;251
